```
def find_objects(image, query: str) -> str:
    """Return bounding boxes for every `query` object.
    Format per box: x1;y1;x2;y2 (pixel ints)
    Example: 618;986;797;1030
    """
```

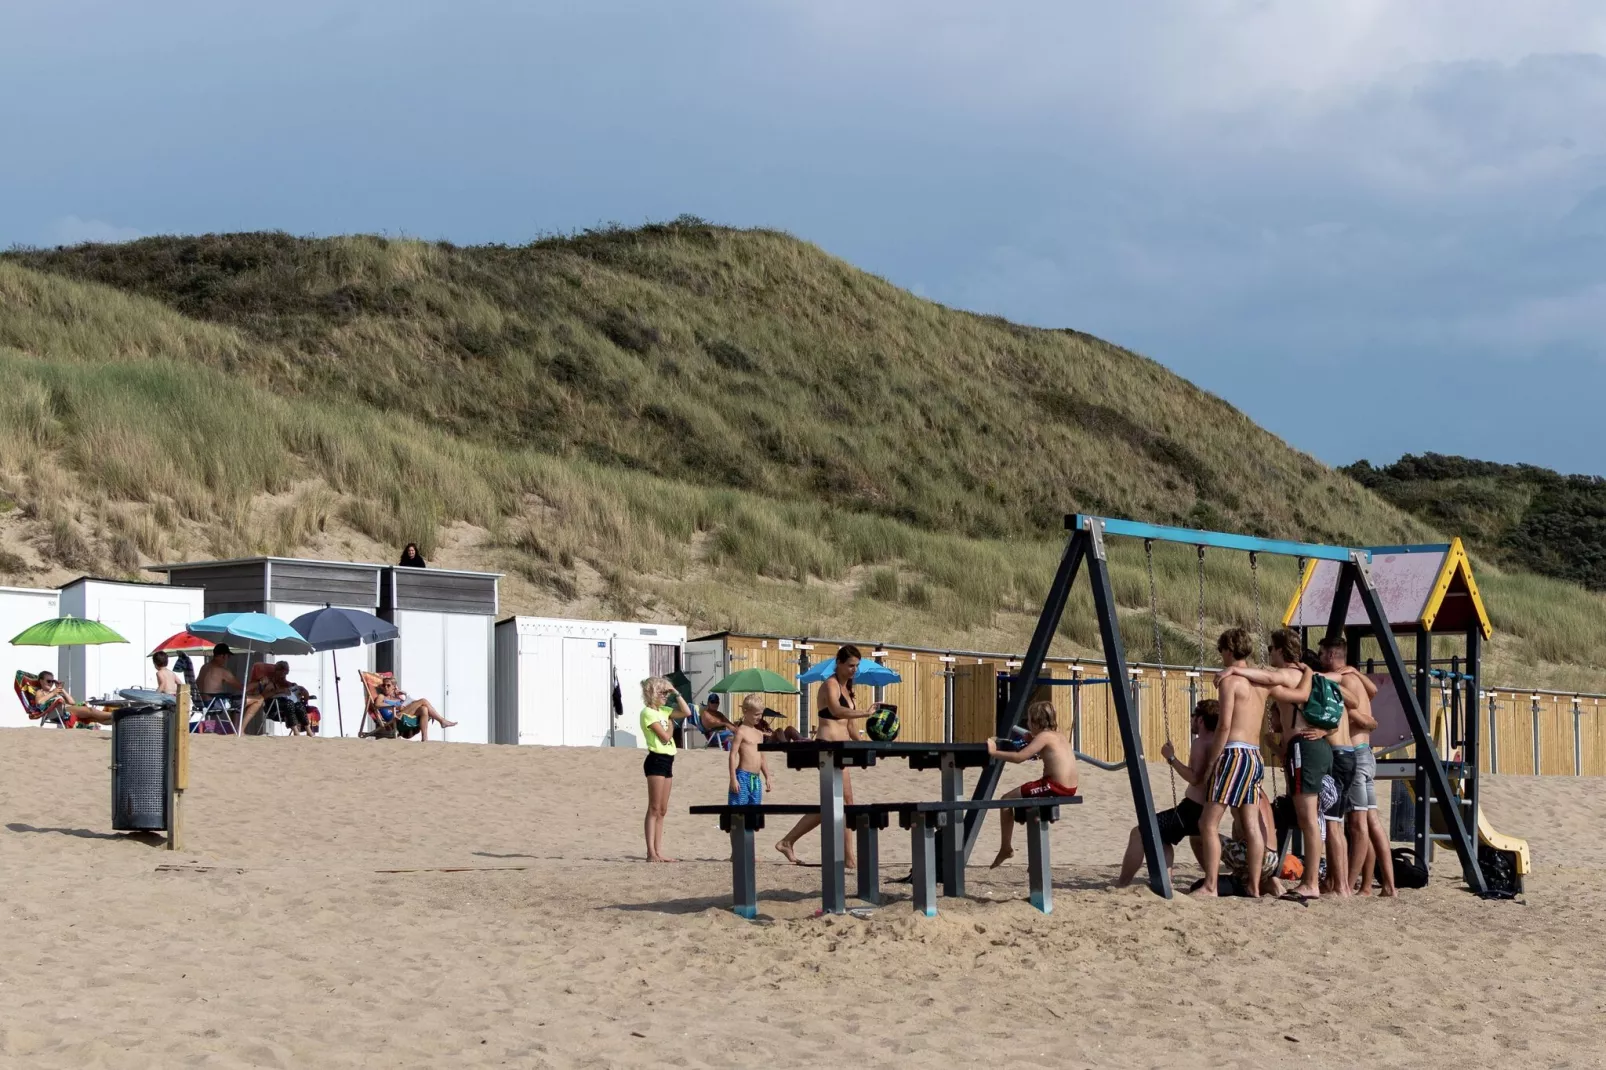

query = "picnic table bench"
690;796;1078;918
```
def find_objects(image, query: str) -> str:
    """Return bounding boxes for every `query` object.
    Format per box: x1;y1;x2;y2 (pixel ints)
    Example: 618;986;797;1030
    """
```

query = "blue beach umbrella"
187;613;314;735
797;658;903;687
288;606;399;737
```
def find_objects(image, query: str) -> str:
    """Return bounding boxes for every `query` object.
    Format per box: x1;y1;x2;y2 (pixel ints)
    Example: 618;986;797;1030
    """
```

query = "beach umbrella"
10;615;127;647
288;606;399;737
149;630;214;655
709;668;798;695
186;613;313;736
797;659;902;687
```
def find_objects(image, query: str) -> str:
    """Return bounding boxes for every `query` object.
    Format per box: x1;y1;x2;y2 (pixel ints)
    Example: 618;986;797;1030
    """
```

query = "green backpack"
1301;674;1345;731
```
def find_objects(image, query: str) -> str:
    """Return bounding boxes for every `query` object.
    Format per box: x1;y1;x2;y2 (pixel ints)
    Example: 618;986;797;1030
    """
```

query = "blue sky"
5;1;1606;474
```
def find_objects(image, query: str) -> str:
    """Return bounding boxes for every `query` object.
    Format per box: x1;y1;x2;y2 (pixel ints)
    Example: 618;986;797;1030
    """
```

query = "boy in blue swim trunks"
728;696;772;805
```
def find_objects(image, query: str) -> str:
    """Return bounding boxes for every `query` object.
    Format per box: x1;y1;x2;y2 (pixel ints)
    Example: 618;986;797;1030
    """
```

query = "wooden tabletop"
758;740;991;770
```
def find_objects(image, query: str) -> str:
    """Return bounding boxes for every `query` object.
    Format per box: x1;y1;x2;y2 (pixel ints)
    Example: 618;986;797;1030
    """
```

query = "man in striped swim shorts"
1192;628;1271;897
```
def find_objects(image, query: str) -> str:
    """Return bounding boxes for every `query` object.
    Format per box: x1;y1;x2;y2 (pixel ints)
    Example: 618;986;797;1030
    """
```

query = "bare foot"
1293;883;1321;900
442;718;458;727
775;840;801;865
1379;886;1398;898
989;846;1014;869
1356;885;1372;897
1188;884;1217;898
844;858;855;871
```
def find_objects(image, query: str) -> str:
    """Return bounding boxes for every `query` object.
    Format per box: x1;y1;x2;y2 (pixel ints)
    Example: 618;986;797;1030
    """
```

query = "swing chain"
1250;551;1262;657
1143;539;1178;808
1195;546;1207;670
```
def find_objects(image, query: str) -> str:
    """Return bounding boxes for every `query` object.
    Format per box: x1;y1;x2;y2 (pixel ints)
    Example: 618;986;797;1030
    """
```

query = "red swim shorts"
1020;778;1078;799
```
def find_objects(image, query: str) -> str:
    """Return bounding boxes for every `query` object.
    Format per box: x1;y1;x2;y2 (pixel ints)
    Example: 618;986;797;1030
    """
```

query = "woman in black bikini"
775;645;878;867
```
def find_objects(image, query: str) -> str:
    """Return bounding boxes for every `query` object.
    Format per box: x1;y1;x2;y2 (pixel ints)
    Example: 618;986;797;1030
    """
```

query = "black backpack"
1392;848;1429;889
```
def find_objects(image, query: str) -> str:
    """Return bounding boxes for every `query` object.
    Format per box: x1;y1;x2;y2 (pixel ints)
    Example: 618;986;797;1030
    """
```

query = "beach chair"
14;670;72;728
358;670;397;738
190;689;239;734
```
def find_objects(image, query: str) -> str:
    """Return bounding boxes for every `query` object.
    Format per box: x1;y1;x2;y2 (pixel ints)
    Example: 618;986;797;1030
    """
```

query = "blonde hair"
642;676;672;706
741;695;764;718
1026;700;1058;733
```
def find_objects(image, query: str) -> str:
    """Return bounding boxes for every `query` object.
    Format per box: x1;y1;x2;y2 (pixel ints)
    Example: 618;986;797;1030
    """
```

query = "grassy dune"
2;223;1603;689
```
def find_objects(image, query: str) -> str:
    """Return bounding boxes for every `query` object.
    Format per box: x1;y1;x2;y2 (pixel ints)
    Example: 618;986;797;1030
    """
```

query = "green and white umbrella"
709;668;798;695
9;615;128;647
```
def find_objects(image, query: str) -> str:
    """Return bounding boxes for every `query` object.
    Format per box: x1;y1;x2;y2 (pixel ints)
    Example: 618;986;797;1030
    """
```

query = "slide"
1406;781;1530;894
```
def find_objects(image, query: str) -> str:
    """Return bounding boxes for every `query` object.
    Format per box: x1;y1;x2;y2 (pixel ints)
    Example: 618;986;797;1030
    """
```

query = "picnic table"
758;740;993;914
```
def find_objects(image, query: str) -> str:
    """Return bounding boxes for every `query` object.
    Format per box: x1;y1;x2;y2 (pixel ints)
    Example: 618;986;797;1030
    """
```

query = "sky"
4;1;1606;474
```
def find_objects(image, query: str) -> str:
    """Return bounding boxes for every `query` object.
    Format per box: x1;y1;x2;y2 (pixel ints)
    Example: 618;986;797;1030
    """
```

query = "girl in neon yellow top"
640;676;691;863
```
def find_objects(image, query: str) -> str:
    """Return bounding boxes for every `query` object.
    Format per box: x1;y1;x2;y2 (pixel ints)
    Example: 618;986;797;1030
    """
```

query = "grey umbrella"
288;606;399;737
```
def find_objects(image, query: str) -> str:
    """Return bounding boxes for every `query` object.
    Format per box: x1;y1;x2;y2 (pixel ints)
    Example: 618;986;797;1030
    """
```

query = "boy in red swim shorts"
986;700;1077;867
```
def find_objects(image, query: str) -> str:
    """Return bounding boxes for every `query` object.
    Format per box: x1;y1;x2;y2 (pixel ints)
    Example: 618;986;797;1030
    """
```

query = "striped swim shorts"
1208;742;1264;808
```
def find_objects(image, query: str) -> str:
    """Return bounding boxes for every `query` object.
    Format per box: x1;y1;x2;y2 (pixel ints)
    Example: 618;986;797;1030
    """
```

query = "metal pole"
1351;555;1485;893
1085;521;1170;897
963;530;1088;859
1532;696;1542;776
942;659;956;743
1414;625;1432;865
798;643;811;739
1574;698;1583;777
1487;691;1500;776
1466;627;1482;835
1071;677;1083;755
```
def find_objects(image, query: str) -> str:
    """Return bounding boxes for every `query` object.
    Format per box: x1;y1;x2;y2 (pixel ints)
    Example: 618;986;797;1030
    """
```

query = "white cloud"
47;215;142;246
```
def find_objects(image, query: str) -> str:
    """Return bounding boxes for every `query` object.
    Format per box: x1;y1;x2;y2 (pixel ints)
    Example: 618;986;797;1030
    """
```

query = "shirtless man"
1117;699;1217;886
1220;629;1321;899
1193;628;1271;897
1320;637;1398;896
775;645;880;868
1312;643;1357;899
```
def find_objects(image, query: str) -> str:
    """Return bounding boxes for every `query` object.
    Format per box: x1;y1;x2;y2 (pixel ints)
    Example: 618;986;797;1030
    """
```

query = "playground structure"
961;515;1505;899
1285;539;1529;893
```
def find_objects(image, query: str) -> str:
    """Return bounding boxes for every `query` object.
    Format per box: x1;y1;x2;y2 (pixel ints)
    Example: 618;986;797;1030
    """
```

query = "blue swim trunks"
729;769;763;806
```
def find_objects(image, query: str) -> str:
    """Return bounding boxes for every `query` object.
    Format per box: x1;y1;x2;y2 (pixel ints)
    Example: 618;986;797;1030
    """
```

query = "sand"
2;730;1602;1069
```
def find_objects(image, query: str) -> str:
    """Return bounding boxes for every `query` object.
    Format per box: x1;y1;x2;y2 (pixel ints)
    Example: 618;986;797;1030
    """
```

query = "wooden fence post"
169;684;189;851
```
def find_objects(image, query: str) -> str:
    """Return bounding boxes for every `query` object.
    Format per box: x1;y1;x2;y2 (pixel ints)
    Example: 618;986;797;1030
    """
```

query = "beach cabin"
0;585;61;729
493;616;686;748
377;566;500;745
57;577;205;703
148;557;385;737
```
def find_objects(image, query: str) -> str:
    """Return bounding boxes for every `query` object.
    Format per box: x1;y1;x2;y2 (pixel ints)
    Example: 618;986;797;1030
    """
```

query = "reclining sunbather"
377;677;456;740
33;672;111;727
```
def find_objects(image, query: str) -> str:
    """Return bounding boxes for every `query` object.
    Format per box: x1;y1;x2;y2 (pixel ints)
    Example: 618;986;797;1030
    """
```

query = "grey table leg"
729;814;758;919
819;753;846;915
855;819;881;905
1025;809;1053;915
911;812;942;917
939;756;965;897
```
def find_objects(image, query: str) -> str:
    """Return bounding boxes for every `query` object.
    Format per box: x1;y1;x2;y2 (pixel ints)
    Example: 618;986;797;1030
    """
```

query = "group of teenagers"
1119;626;1397;899
638;629;1397;900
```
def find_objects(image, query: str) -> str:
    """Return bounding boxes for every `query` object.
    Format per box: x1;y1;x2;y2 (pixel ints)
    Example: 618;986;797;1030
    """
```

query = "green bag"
1301;674;1345;731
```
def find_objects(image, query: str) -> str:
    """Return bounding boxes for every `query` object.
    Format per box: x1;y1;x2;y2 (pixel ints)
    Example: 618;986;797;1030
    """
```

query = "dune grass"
1;226;1604;688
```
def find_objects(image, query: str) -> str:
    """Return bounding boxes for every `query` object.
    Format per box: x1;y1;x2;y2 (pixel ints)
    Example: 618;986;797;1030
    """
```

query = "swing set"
962;514;1488;899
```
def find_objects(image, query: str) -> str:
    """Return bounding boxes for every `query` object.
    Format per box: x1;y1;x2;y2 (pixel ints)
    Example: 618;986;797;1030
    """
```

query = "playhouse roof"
1282;538;1492;639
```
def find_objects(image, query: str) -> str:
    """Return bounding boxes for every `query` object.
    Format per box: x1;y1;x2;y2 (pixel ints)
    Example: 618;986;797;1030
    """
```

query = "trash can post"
169;684;188;851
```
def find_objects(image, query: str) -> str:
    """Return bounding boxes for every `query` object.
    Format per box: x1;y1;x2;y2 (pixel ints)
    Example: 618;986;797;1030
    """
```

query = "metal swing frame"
959;514;1488;899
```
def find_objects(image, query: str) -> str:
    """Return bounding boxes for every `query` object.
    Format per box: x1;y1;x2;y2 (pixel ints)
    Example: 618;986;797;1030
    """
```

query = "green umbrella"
709;668;798;695
10;615;128;647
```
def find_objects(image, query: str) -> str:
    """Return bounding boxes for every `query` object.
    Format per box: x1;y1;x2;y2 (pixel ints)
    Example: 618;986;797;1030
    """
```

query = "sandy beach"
2;730;1601;1069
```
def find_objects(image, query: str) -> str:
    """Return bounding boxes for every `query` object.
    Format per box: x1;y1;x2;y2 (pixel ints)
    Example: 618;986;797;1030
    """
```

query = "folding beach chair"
358;670;397;738
14;671;72;728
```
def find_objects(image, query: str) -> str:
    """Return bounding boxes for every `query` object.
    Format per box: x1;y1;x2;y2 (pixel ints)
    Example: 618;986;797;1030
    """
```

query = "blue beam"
1070;515;1367;563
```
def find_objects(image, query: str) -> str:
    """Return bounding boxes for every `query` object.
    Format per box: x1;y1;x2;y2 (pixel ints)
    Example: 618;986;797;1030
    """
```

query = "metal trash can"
111;702;171;831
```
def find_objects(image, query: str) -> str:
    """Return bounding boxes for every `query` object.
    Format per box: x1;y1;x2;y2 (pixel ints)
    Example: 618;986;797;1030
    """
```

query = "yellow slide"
1476;811;1532;880
1406;780;1531;891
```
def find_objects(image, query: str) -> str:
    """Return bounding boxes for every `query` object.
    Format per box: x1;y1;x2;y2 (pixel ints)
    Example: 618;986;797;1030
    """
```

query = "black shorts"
1156;797;1204;846
643;752;674;778
1326;748;1358;821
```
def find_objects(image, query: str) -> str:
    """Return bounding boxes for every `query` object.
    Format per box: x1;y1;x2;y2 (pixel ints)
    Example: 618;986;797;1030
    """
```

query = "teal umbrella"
709;668;798;695
10;615;128;647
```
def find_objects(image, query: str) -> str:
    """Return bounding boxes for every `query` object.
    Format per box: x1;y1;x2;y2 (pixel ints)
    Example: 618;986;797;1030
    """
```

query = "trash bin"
111;702;171;831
